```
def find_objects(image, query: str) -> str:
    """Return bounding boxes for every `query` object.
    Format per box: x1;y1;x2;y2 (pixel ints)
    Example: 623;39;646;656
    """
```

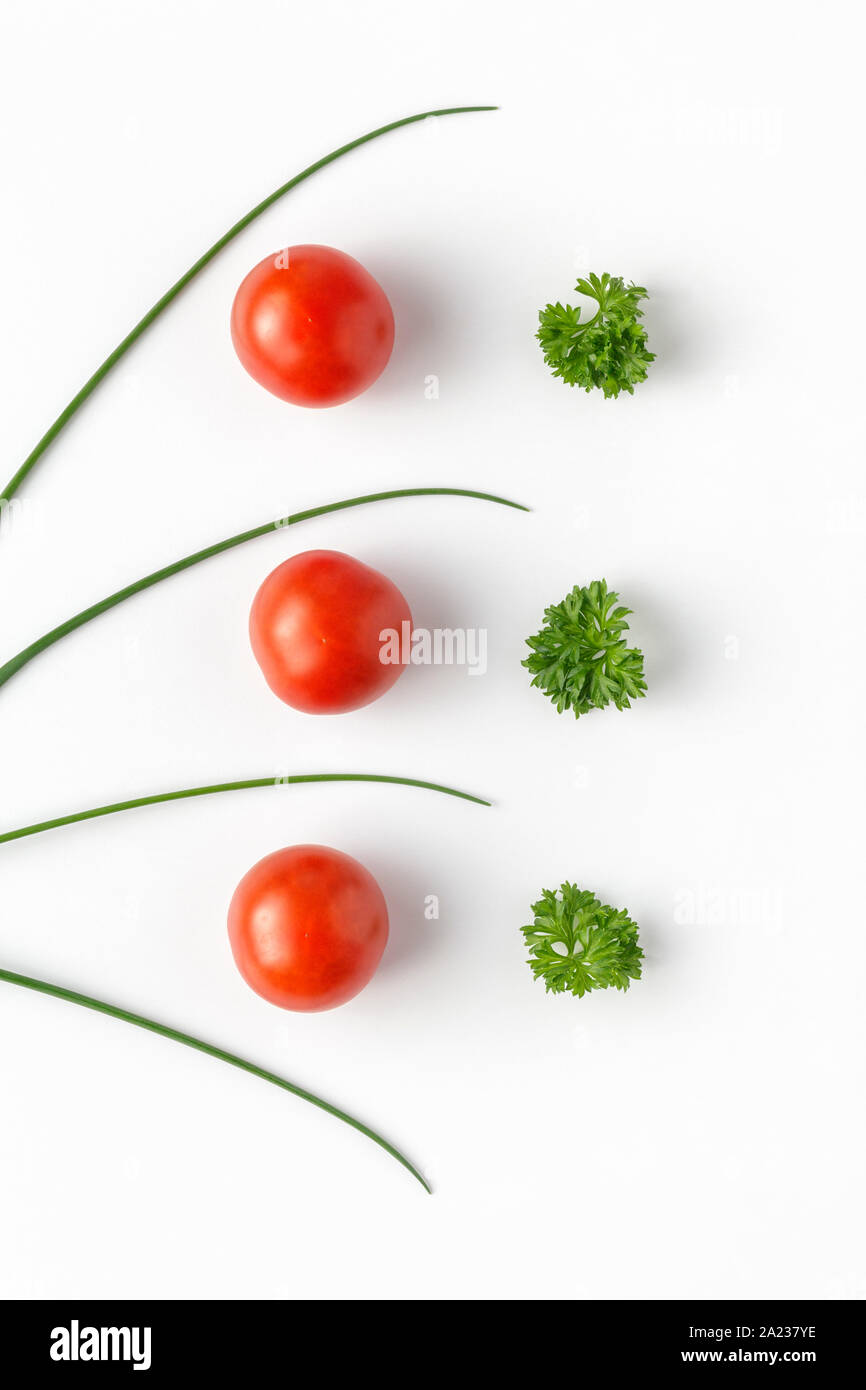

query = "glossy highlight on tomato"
227;844;389;1012
230;244;395;407
249;549;411;714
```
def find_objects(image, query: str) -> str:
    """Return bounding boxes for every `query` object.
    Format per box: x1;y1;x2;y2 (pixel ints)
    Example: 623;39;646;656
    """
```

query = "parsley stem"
0;773;490;845
0;966;431;1192
0;106;496;514
0;486;528;693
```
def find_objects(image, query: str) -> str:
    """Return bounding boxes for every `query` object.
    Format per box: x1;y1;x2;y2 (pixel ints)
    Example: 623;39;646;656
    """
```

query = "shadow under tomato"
360;852;439;980
358;255;439;403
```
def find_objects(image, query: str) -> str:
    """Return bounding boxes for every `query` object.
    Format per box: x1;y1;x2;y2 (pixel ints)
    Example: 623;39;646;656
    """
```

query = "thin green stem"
573;309;601;335
0;966;430;1192
0;106;496;511
0;772;490;845
0;486;528;692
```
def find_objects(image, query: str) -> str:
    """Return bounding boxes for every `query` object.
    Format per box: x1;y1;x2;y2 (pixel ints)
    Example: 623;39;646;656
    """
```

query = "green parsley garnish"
537;272;654;398
522;883;643;998
523;579;647;719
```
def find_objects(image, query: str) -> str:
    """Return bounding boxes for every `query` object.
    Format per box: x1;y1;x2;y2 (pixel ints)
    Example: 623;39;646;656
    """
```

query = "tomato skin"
249;549;411;714
227;844;389;1012
230;244;395;407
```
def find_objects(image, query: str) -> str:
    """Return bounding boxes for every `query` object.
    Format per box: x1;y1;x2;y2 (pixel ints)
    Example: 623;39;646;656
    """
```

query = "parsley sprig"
522;883;643;998
537;272;654;398
523;579;647;719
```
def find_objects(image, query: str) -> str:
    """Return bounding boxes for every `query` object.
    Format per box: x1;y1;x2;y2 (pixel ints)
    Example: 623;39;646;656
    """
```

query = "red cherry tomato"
230;244;395;407
249;549;411;714
227;844;389;1012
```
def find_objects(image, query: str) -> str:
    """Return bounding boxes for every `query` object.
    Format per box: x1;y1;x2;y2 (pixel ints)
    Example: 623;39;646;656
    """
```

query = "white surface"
0;0;863;1301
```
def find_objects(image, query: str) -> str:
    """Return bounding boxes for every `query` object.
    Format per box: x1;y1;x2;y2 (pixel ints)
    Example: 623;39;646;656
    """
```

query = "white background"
0;0;863;1301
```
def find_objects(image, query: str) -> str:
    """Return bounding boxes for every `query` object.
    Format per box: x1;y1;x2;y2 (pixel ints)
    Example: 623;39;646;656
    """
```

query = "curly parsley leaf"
522;883;643;998
523;578;647;719
537;272;654;398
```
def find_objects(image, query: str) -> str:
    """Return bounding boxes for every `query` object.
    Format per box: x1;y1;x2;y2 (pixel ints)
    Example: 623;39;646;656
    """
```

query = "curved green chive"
0;967;431;1192
0;486;528;693
0;106;496;512
0;772;491;846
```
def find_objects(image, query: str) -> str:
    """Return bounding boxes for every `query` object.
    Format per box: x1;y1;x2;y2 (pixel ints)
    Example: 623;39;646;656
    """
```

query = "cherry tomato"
227;844;389;1012
230;244;395;407
249;549;411;714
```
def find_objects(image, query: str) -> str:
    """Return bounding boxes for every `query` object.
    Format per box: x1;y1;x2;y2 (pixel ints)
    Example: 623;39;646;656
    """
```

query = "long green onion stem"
0;772;490;845
0;966;430;1192
0;486;527;693
0;106;496;512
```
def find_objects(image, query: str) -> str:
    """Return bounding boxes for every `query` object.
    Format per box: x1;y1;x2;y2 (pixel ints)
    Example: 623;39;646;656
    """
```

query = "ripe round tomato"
227;844;389;1012
249;549;411;714
230;244;395;407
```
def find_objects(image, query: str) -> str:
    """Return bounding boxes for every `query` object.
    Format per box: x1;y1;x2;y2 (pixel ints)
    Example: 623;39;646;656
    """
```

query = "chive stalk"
0;772;490;846
0;966;430;1192
0;106;496;512
0;486;527;692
